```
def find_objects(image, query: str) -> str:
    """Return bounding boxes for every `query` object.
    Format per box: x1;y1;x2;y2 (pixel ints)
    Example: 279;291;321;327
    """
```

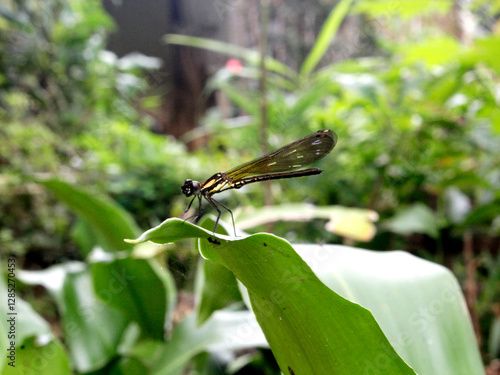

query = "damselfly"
181;129;337;235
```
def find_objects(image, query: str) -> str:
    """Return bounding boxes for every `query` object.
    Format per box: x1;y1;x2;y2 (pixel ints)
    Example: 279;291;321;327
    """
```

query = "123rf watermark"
6;258;16;368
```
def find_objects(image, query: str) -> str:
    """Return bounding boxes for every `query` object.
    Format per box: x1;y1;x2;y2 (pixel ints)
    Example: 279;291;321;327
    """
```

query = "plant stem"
464;229;481;347
258;0;272;209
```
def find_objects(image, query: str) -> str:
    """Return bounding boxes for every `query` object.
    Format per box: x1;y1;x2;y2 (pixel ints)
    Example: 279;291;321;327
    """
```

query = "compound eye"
181;179;201;197
181;179;193;197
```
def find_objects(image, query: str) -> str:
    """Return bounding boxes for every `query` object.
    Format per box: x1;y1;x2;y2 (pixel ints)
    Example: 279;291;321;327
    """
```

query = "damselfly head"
181;179;201;197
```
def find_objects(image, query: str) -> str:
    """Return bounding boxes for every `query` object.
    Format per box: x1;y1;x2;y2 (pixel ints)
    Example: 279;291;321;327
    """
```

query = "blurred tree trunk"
102;0;217;148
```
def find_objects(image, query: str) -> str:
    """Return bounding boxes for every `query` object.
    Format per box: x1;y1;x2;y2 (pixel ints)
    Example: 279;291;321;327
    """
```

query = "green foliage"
1;0;499;373
59;265;129;372
0;121;64;174
0;0;115;131
0;278;71;373
40;179;140;253
4;207;484;373
164;3;500;370
184;5;500;233
74;121;189;228
125;217;483;374
199;234;415;374
169;31;500;243
0;0;172;258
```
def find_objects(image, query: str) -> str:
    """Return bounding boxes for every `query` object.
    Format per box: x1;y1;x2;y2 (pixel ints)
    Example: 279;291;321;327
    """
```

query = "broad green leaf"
201;223;483;374
127;219;416;374
292;245;484;375
91;255;177;340
17;263;129;373
129;219;484;373
60;266;130;372
125;218;212;245
132;311;267;375
40;179;140;253
300;0;354;78
0;274;52;342
2;337;71;375
72;217;100;256
235;245;485;374
0;278;71;374
199;234;415;374
384;203;439;238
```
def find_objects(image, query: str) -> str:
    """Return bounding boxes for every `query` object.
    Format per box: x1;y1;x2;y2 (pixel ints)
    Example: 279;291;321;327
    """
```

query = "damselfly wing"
181;129;337;234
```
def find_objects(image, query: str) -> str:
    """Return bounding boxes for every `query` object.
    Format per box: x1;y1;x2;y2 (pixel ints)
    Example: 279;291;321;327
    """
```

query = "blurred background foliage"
0;0;499;373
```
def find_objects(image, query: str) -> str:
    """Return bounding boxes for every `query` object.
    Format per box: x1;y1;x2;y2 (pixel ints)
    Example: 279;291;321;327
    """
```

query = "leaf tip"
124;238;140;244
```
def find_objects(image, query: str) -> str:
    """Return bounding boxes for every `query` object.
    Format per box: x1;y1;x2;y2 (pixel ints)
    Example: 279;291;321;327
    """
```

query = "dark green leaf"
195;258;243;325
0;277;70;374
91;256;177;340
40;179;141;252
